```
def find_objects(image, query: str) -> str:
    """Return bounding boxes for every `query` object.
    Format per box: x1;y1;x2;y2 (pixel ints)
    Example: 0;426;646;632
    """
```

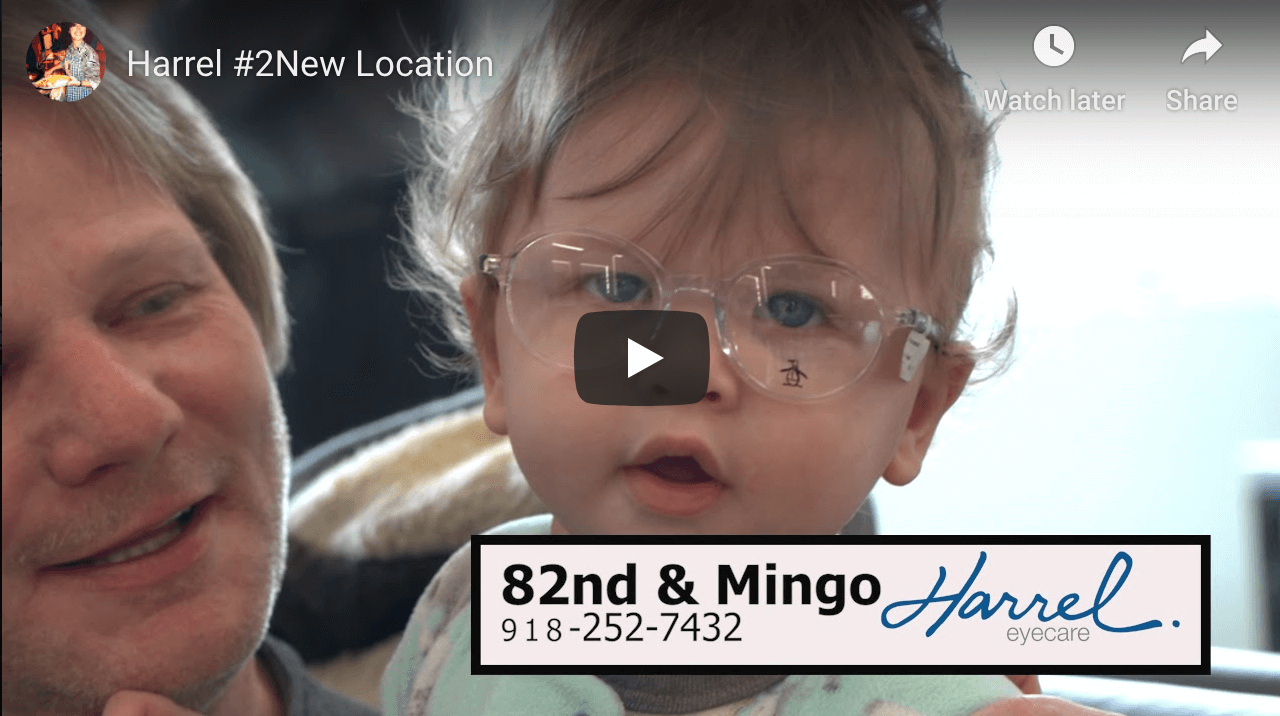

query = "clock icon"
1034;26;1075;67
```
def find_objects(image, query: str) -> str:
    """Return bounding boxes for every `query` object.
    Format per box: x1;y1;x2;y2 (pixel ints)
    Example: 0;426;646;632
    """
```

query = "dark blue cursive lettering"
880;550;1162;636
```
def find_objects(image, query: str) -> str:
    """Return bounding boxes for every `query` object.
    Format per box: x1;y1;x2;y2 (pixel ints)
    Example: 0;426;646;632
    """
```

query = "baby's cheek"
507;392;620;502
736;420;878;533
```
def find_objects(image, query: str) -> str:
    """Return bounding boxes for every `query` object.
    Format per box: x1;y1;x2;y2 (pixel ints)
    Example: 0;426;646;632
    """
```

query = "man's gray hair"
2;0;289;371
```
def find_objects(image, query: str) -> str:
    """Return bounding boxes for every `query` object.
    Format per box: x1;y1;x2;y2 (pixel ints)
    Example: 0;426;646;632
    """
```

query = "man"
1;1;375;714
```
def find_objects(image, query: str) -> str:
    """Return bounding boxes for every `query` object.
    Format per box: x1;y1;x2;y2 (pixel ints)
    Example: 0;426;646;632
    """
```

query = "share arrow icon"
1181;29;1222;63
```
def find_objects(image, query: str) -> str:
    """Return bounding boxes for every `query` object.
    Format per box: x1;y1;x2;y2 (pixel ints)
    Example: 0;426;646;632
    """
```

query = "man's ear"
882;346;975;486
461;275;508;436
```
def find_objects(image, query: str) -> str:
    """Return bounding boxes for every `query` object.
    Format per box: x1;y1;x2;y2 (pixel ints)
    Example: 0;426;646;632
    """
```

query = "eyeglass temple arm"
895;308;946;346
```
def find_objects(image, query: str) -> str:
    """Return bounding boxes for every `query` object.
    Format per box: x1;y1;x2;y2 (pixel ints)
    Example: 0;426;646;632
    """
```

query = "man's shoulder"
259;634;379;716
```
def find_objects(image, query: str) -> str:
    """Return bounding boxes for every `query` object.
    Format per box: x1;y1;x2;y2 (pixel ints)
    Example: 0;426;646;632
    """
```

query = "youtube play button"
574;310;709;406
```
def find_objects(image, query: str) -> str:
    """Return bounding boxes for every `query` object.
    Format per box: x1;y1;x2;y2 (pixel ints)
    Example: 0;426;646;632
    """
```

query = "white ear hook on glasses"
896;308;945;382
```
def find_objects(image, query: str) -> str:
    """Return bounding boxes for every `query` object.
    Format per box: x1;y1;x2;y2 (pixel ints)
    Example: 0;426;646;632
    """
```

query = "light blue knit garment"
381;515;1019;716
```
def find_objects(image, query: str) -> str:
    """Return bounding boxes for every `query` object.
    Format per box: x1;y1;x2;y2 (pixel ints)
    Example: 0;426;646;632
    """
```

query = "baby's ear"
882;345;975;486
461;275;508;436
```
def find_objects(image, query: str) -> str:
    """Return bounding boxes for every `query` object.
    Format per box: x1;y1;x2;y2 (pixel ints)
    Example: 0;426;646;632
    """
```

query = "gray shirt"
259;633;378;716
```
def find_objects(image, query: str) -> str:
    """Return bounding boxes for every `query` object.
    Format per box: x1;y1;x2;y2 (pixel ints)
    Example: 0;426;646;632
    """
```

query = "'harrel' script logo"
880;551;1161;636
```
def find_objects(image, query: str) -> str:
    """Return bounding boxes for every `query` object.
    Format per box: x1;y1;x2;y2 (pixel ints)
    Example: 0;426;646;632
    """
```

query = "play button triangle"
627;338;663;378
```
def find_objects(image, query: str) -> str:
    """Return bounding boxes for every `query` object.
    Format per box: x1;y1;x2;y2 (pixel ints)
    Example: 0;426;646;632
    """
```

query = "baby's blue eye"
583;272;651;303
761;291;826;328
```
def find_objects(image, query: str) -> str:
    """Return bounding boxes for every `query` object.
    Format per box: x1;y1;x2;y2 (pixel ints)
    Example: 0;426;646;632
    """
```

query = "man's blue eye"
132;290;180;316
763;291;825;328
121;286;188;322
584;272;650;303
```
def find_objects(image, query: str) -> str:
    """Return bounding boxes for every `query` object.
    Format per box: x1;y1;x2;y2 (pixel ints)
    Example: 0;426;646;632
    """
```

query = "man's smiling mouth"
51;502;202;569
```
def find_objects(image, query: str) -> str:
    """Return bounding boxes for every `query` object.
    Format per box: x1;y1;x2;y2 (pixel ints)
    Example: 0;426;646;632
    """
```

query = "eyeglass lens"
504;233;887;397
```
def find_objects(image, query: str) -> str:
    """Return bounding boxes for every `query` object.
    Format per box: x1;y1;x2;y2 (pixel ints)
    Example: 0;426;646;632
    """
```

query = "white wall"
877;4;1280;650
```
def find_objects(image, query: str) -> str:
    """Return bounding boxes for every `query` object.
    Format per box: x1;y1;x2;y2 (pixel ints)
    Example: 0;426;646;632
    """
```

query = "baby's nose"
661;286;721;337
653;293;744;408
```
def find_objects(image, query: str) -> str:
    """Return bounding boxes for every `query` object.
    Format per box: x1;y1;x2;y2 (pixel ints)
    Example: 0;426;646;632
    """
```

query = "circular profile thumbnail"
25;21;107;102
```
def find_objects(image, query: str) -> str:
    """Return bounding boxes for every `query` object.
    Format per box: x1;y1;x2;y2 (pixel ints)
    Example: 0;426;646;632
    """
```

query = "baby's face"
466;85;972;535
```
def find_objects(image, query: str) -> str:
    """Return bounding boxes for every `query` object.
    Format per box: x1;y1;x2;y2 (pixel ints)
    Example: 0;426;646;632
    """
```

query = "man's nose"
32;326;183;486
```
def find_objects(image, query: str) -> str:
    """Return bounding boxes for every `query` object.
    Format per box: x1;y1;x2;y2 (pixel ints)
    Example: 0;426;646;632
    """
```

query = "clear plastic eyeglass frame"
478;229;949;401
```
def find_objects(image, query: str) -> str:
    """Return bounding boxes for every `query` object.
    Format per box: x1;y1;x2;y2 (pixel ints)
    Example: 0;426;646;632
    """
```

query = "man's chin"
1;600;267;716
2;649;254;716
162;653;248;715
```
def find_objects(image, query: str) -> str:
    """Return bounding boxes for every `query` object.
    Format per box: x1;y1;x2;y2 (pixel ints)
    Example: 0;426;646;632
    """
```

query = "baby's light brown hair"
400;0;1014;379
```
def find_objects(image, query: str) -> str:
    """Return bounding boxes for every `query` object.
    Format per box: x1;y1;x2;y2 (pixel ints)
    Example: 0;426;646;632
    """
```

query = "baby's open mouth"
626;443;727;516
640;456;715;484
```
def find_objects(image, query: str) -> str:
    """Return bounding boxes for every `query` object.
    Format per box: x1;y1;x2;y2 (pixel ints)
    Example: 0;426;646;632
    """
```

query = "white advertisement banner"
472;537;1207;674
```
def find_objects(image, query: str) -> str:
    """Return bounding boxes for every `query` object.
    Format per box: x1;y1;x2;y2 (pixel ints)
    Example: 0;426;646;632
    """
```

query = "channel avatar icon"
25;21;106;101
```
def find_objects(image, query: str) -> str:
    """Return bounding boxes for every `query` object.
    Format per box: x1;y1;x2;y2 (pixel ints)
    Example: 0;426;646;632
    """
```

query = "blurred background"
92;0;1277;653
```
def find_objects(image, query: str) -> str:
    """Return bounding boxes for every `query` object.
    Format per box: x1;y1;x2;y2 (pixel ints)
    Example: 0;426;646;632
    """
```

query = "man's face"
467;85;971;536
1;99;288;715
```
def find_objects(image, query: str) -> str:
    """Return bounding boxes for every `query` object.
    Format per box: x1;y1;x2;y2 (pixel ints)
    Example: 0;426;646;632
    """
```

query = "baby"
383;0;1037;714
